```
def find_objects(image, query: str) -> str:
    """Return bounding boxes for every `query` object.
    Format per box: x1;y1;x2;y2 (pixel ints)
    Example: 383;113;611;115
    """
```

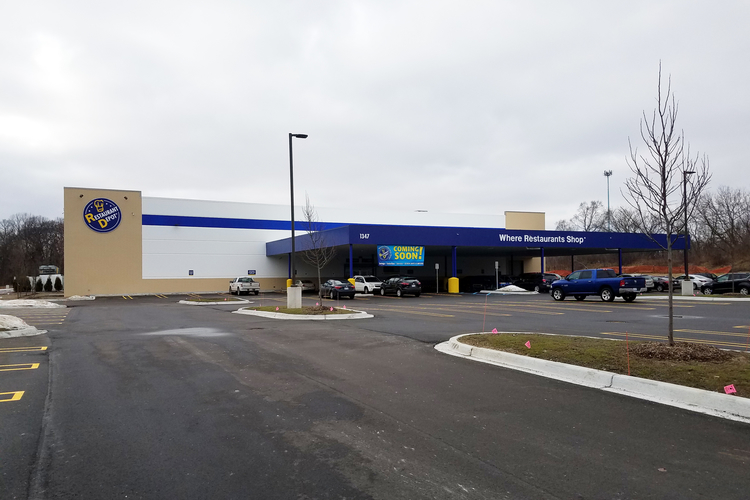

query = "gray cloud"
2;1;749;227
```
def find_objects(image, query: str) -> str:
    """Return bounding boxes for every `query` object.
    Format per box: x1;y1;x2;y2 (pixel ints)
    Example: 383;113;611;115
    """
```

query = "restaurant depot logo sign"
377;245;424;266
83;198;122;233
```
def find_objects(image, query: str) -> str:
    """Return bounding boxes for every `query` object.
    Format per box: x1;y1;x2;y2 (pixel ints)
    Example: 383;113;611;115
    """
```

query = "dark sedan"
380;277;421;297
700;273;750;295
652;276;680;293
320;279;356;299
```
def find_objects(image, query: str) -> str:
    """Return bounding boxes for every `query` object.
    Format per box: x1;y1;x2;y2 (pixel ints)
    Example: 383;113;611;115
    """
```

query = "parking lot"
3;292;750;499
286;290;750;349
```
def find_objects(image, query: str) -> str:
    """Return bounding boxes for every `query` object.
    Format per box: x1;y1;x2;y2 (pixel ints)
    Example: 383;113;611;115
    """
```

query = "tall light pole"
683;169;696;278
289;133;308;287
604;170;613;231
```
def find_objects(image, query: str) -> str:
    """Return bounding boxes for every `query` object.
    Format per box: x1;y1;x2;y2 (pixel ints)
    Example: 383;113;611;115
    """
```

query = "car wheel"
740;287;750;296
380;288;385;296
396;289;402;297
702;287;712;295
574;295;585;301
364;287;369;294
623;294;636;302
533;285;541;293
551;288;565;301
330;291;335;299
655;284;664;292
600;287;614;302
254;290;259;295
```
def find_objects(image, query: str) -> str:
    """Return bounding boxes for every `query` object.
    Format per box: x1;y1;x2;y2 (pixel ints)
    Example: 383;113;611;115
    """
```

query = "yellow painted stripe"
0;346;48;353
0;391;24;402
734;325;750;329
365;307;455;318
0;363;40;371
675;329;750;338
436;304;561;316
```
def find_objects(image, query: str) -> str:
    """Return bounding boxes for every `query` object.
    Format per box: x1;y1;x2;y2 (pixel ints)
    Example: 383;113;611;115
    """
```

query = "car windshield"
364;277;380;282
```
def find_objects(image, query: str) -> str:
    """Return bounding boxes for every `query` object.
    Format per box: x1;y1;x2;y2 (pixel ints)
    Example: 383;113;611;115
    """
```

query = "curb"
232;307;373;320
178;299;251;306
639;295;750;302
435;333;750;425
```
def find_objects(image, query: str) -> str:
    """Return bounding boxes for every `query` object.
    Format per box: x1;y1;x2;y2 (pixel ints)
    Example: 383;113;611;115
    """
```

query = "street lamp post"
289;133;308;287
683;170;696;278
604;170;613;231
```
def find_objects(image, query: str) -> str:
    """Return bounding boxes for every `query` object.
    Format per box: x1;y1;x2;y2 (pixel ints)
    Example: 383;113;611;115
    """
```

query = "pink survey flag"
275;307;279;311
725;384;737;394
525;341;531;349
491;328;498;334
342;305;346;309
316;302;319;306
330;307;334;311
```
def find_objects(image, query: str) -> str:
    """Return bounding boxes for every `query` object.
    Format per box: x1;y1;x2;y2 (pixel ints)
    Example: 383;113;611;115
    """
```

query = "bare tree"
623;64;711;345
694;186;750;270
555;201;606;231
299;195;336;295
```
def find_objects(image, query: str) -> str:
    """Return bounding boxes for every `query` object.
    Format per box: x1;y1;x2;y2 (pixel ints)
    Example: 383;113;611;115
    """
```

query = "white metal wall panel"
141;197;507;280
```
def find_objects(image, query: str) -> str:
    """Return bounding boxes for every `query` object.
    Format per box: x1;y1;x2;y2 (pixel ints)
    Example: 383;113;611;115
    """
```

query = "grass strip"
460;333;750;398
248;306;355;315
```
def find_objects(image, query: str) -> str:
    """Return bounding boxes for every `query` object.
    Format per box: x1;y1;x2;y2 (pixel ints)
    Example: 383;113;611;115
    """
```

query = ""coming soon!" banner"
377;245;424;266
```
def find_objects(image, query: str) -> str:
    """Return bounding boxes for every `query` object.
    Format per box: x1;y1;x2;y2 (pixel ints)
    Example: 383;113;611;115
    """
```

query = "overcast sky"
2;1;748;229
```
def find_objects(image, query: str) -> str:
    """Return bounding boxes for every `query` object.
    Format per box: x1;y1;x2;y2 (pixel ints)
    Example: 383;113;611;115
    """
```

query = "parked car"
320;279;355;299
295;279;317;292
652;276;680;293
380;277;422;297
550;269;647;302
461;275;497;293
619;274;654;291
696;272;718;281
675;274;714;290
700;273;750;295
513;273;560;293
353;275;382;294
229;277;260;295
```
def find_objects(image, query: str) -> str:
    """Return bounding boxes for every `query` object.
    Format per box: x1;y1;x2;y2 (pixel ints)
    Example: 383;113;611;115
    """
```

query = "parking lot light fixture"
683;170;696;278
289;133;308;287
604;170;613;231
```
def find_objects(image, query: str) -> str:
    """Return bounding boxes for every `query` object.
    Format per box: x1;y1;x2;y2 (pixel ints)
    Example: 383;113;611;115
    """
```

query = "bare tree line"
0;213;64;287
554;185;750;270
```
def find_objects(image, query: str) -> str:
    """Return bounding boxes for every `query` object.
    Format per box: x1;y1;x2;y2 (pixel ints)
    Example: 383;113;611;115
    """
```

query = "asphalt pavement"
2;293;750;499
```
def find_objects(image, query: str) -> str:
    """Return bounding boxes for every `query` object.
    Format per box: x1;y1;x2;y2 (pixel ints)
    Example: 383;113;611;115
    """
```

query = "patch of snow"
0;315;29;330
67;295;96;301
0;299;66;308
497;285;529;292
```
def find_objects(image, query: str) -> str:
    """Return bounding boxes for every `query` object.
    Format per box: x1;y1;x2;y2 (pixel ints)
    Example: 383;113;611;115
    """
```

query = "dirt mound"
632;342;732;362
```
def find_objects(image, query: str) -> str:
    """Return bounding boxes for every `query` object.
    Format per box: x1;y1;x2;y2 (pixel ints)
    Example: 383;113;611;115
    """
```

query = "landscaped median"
233;305;373;320
435;332;750;424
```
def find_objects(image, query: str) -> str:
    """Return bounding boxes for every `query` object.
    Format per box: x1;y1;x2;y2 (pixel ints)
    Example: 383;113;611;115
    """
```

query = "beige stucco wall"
504;211;545;230
64;187;144;297
504;211;546;273
64;187;287;297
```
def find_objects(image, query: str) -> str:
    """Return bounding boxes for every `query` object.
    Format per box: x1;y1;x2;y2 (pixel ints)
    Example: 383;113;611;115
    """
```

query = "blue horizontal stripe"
142;214;347;231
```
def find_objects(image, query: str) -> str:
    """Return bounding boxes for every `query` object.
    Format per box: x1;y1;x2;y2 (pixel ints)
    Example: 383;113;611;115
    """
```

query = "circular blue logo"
378;246;391;261
83;198;122;233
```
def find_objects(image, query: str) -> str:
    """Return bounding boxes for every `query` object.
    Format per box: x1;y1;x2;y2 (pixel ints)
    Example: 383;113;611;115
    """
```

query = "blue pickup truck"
549;269;647;302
